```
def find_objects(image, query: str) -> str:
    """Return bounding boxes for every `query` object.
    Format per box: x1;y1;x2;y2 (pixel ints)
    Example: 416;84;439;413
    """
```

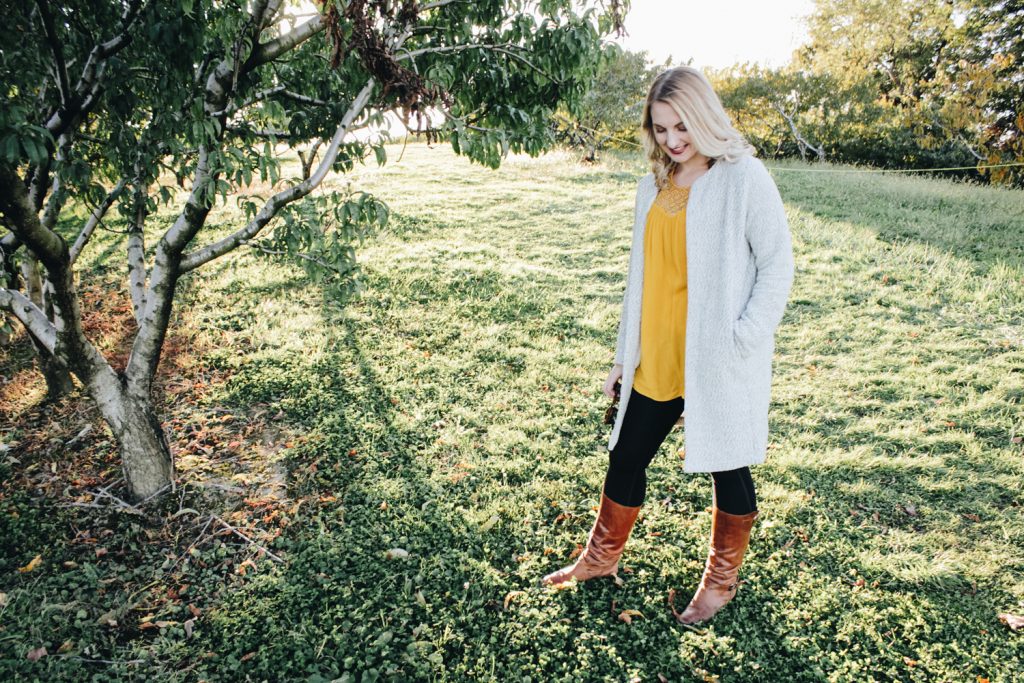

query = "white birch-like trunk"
83;360;173;500
21;256;75;398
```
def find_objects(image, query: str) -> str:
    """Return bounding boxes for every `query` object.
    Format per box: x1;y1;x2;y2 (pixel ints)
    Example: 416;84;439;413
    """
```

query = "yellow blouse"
632;181;689;401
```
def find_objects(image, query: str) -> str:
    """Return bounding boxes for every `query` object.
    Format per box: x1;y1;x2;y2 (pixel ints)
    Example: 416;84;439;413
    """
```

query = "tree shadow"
773;169;1024;272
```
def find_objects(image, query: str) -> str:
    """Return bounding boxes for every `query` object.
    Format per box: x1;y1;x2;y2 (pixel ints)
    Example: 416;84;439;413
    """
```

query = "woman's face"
650;100;700;166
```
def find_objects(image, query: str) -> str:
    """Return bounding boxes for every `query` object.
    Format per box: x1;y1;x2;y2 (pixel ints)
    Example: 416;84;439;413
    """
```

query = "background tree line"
565;0;1024;186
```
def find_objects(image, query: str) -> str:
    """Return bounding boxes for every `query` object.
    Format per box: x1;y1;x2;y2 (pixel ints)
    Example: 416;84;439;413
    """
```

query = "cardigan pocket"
732;319;752;360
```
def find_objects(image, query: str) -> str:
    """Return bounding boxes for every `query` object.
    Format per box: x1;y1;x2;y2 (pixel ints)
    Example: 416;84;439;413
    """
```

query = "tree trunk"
90;373;174;501
38;346;76;399
117;397;174;501
21;257;75;400
105;389;174;501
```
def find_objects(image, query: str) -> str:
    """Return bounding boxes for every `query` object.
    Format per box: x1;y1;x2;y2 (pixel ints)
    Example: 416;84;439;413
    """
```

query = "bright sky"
613;0;817;70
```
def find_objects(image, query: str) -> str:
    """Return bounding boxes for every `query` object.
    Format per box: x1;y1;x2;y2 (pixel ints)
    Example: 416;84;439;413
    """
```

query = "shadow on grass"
775;169;1024;272
195;310;733;680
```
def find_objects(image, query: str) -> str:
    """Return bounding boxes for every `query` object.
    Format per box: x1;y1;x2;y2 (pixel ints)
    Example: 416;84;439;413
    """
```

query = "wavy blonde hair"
641;66;754;188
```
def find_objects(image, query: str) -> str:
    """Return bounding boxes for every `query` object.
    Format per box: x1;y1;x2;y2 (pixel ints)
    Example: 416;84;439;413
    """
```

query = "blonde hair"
641;66;754;188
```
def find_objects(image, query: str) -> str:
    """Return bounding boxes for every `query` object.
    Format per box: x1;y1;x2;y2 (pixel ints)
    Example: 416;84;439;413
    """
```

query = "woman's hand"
603;364;623;399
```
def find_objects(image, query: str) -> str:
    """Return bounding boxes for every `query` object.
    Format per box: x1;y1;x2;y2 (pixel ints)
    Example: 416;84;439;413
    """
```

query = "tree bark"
39;347;76;398
108;393;174;501
21;256;75;399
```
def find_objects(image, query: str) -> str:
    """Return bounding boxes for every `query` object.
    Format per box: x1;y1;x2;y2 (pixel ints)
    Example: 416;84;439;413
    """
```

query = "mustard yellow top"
632;181;689;401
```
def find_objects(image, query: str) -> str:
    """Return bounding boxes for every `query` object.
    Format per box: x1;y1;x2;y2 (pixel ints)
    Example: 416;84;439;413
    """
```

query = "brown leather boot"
676;507;758;624
541;493;641;586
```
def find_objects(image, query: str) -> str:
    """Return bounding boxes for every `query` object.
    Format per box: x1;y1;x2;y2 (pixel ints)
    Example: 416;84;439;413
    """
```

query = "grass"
1;144;1023;682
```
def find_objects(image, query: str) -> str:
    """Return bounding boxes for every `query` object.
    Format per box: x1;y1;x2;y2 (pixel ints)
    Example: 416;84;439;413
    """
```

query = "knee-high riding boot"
677;506;758;624
541;493;641;586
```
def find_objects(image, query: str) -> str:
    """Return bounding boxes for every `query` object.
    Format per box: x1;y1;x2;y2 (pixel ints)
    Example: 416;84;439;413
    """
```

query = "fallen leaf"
998;613;1024;631
18;555;42;573
479;515;499;532
184;618;195;638
0;592;7;608
904;503;917;517
236;559;257;575
963;513;981;522
903;656;917;666
667;589;684;620
188;603;202;618
57;640;73;654
26;646;47;662
94;547;108;558
241;652;256;662
618;609;644;625
415;590;427;608
385;548;410;560
503;591;525;610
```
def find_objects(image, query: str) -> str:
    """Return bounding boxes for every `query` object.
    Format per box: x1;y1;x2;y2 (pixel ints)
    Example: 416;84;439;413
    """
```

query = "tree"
957;0;1024;185
796;0;1023;181
0;0;625;501
712;65;838;162
555;45;659;161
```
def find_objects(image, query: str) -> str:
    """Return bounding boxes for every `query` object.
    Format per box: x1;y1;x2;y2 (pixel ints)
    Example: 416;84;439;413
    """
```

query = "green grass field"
2;143;1023;682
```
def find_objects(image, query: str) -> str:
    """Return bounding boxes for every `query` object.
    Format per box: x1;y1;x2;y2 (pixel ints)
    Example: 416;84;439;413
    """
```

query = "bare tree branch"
127;179;149;325
0;164;65;267
70;179;127;264
205;13;324;116
40;134;74;232
0;287;57;353
123;145;214;395
772;102;825;162
34;0;72;105
214;85;330;117
298;139;323;180
243;239;345;272
398;42;513;60
45;0;147;137
251;15;325;68
180;79;376;273
420;0;464;10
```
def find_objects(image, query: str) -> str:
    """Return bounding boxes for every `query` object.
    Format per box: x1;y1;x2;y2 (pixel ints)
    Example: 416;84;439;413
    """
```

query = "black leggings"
602;390;757;514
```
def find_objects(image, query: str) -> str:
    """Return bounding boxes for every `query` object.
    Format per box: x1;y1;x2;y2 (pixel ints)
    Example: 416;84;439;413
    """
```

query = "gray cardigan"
610;155;794;472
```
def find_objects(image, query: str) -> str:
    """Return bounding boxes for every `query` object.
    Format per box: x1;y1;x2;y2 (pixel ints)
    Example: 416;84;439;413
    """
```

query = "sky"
613;0;817;70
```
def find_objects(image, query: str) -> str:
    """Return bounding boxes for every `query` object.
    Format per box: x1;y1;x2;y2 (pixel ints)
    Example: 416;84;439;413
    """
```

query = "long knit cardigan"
610;154;794;472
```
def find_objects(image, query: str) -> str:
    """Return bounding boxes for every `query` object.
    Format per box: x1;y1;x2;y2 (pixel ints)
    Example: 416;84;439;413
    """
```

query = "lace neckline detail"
653;183;690;216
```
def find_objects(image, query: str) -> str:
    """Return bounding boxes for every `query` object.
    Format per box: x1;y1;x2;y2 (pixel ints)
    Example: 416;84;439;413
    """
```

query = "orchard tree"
798;0;1023;180
712;65;834;161
0;0;626;501
555;45;659;161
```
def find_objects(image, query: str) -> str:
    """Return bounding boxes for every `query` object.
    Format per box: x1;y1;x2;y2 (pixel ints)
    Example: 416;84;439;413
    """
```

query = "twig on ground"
210;514;285;563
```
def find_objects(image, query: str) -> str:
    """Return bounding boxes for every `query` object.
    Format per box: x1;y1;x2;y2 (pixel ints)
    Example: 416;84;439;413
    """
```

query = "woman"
542;66;794;625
